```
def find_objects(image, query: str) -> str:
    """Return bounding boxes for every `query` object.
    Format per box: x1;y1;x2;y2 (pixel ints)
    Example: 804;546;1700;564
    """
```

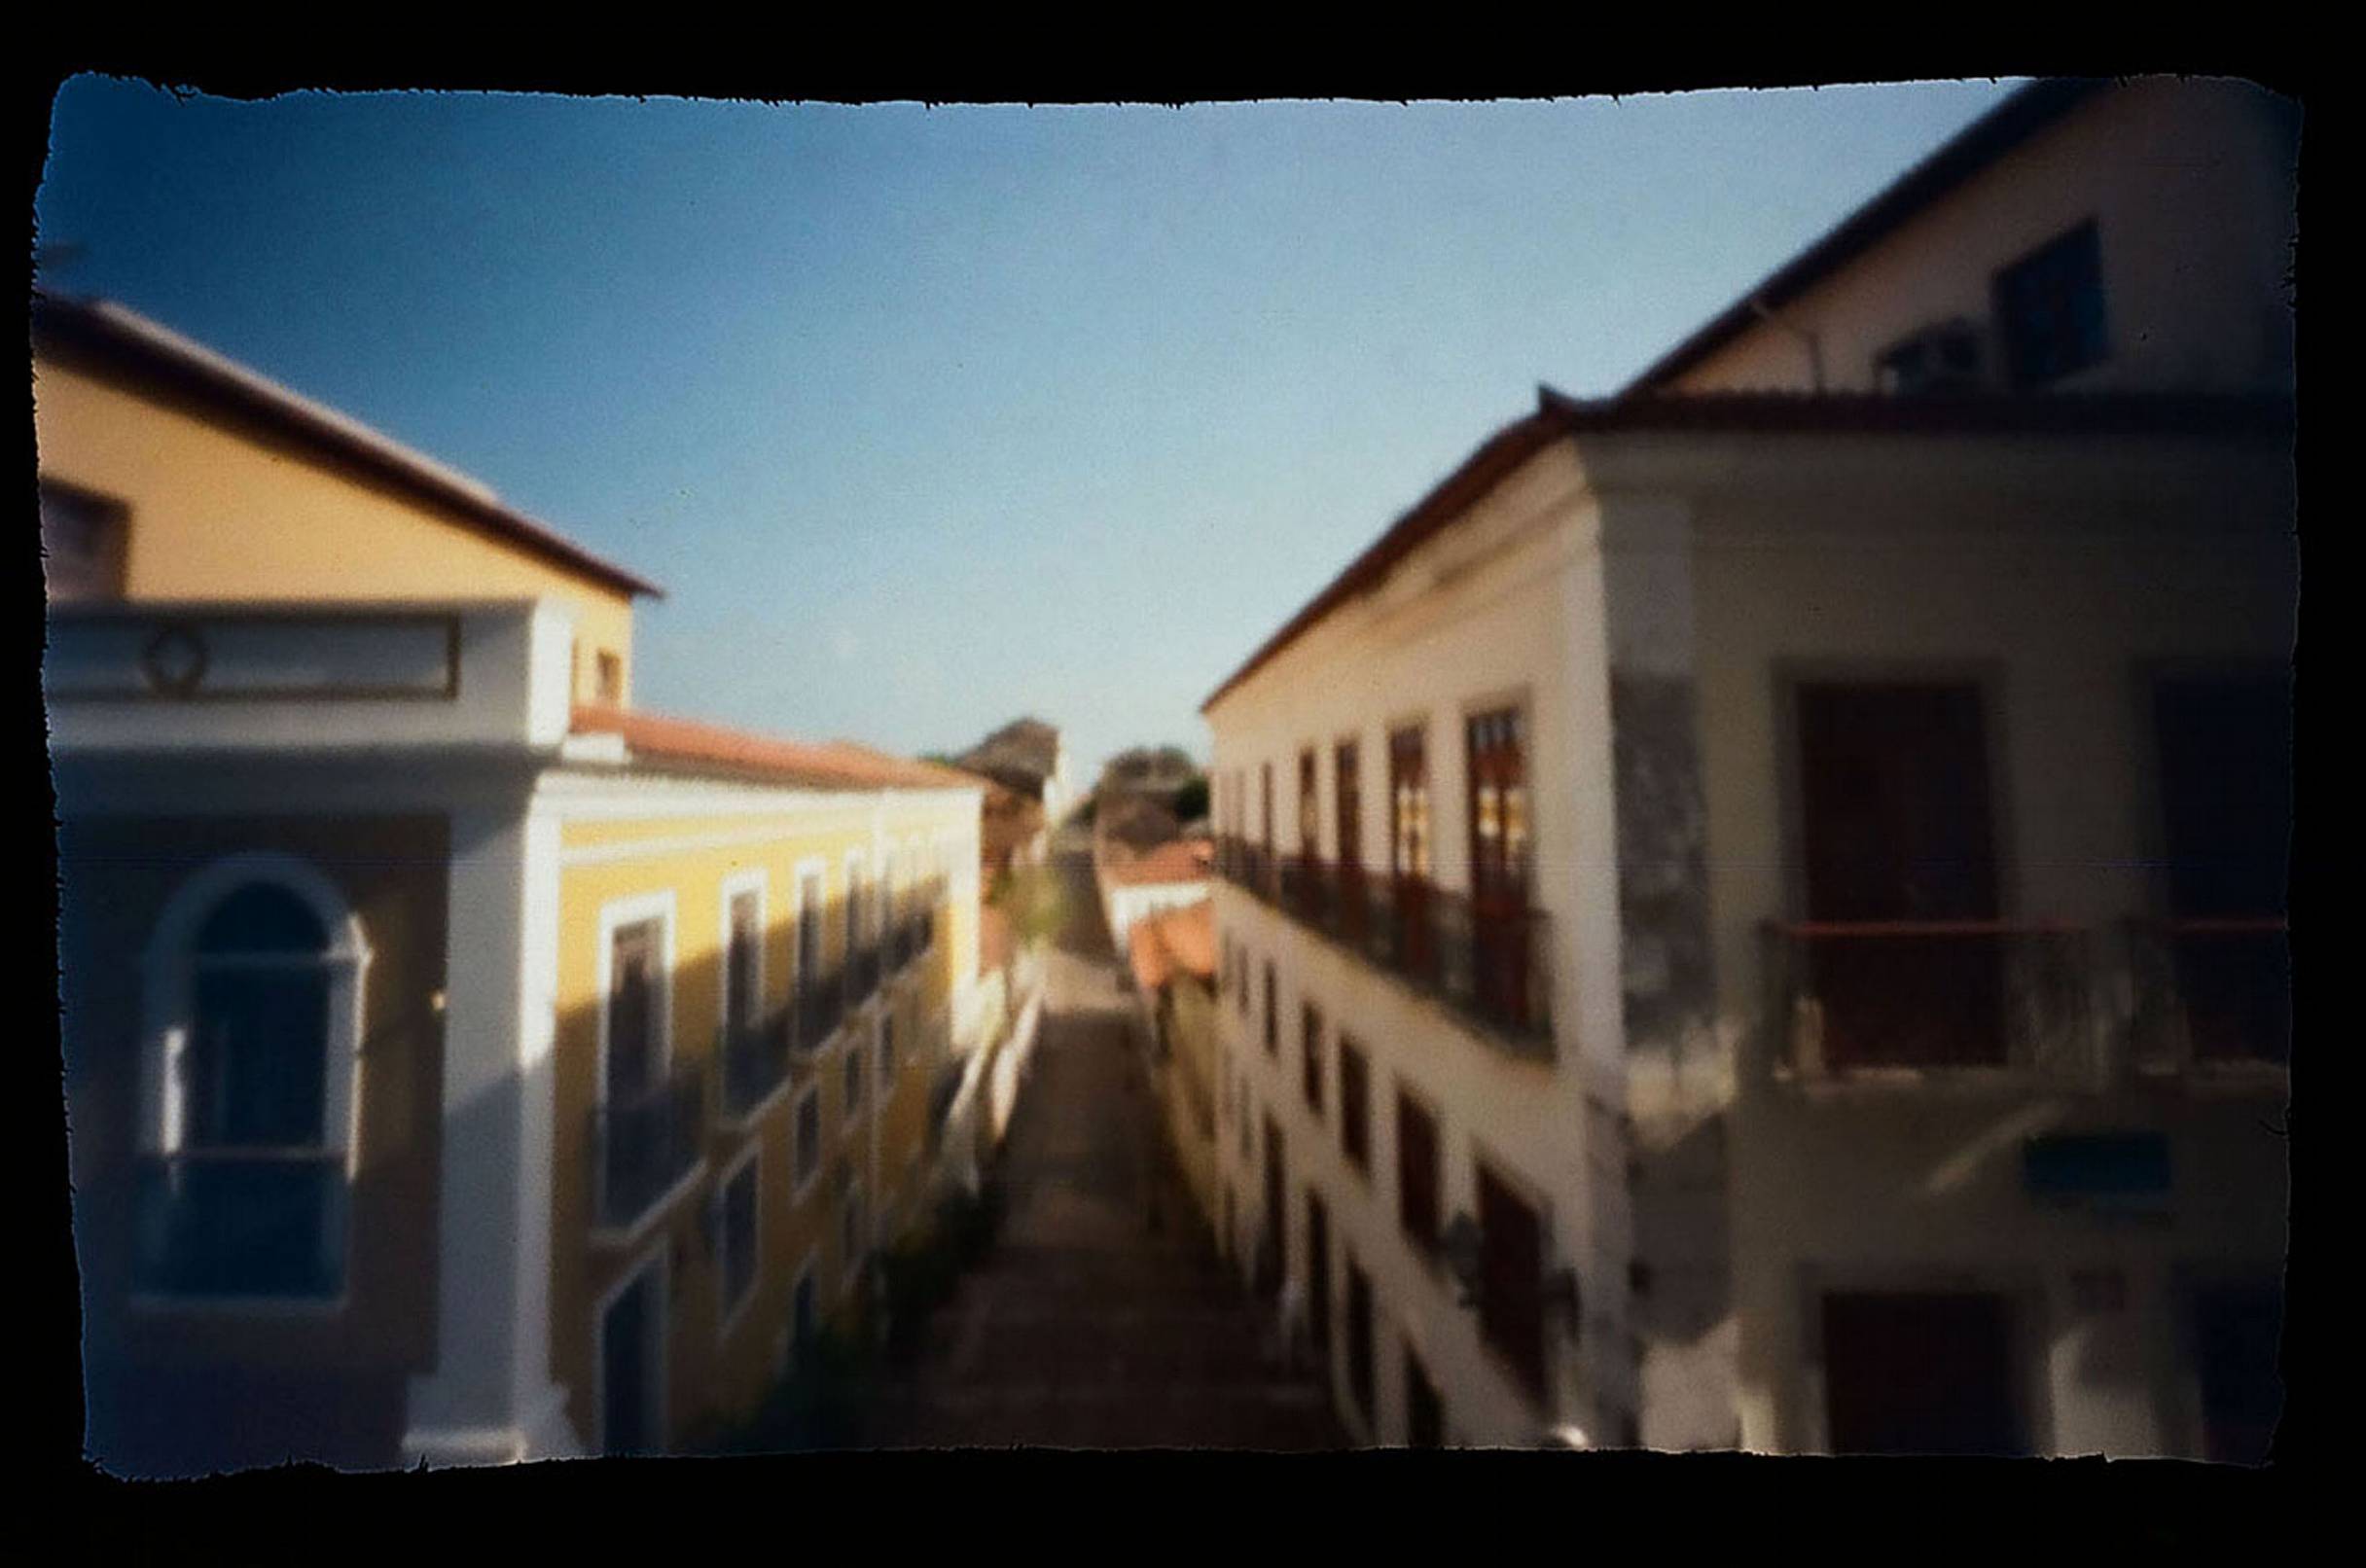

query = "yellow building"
41;293;986;1472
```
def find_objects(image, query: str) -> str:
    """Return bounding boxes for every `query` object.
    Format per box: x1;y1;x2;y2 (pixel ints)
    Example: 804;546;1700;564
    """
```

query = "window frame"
134;852;374;1312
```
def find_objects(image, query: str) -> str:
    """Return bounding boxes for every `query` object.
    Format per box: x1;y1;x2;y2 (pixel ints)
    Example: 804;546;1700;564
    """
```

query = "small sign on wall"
2022;1132;2172;1215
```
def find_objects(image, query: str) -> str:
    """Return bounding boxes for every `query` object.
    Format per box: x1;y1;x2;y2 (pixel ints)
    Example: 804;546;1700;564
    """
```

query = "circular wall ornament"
140;623;209;696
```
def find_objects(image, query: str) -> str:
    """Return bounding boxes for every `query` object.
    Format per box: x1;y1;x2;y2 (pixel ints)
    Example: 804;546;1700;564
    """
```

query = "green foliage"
998;861;1067;948
706;1183;1007;1451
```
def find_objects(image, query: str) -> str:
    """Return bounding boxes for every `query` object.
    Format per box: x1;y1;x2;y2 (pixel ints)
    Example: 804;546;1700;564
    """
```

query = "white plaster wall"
1647;426;2297;1455
1206;440;1617;1445
1669;79;2297;397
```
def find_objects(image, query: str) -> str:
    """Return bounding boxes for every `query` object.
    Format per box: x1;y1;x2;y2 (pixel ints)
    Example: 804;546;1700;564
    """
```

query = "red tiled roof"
1129;899;1215;993
1101;836;1215;887
570;705;985;792
34;292;665;600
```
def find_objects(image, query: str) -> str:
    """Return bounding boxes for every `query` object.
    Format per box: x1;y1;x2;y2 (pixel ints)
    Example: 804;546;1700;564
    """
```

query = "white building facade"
1203;76;2295;1457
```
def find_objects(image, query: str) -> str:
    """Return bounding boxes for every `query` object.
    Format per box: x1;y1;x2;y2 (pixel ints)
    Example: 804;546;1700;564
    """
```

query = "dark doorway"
1821;1291;2022;1455
600;1265;662;1455
1796;682;2003;1067
2193;1283;2283;1464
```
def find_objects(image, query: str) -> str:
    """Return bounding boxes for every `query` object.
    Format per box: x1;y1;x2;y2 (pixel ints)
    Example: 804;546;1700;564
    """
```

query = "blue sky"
38;81;2025;781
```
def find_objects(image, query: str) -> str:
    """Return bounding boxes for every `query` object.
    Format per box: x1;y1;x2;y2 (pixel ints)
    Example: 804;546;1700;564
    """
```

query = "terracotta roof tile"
570;705;984;792
1101;836;1214;887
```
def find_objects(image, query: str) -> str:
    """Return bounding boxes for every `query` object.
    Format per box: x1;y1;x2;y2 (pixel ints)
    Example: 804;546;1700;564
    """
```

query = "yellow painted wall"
548;793;972;1448
33;346;640;706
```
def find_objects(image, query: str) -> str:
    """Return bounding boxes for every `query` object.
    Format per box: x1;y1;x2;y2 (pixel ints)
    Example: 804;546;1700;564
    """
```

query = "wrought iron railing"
134;1150;346;1299
1216;836;1553;1054
798;964;847;1051
592;1060;707;1232
1759;920;2097;1080
2124;917;2290;1071
718;1010;794;1121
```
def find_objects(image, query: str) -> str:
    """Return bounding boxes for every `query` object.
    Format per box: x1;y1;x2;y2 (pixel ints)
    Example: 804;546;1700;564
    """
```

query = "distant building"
1097;830;1213;957
1205;78;2293;1457
41;294;985;1473
953;717;1074;825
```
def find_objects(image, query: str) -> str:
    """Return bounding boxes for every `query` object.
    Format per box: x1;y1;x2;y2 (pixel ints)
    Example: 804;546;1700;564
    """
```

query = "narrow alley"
863;842;1343;1448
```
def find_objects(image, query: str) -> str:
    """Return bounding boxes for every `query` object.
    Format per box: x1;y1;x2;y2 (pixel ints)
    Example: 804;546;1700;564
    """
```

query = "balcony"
718;1011;794;1123
798;965;848;1051
592;1061;707;1235
1217;836;1554;1057
134;1150;346;1300
850;941;882;1005
889;881;945;974
1760;921;2097;1084
2125;917;2290;1073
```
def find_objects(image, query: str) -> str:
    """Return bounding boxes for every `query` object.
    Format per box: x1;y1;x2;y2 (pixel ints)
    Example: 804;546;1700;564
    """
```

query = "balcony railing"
1217;836;1553;1055
798;965;847;1051
592;1061;707;1233
1760;920;2097;1081
719;1011;794;1121
2125;917;2290;1071
134;1150;346;1300
889;881;945;974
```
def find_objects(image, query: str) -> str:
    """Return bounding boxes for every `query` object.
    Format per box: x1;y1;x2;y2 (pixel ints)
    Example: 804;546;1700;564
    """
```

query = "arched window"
138;855;370;1302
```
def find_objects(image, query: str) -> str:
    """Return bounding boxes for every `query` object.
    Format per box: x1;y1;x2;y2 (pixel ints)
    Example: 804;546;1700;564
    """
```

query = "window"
1466;707;1534;1028
878;1014;896;1089
1994;219;2108;388
1333;740;1361;868
1261;763;1275;856
844;1041;866;1119
39;480;128;602
1338;1037;1371;1174
1795;682;2002;1067
842;1180;866;1286
2151;673;2292;1064
1237;945;1252;1016
717;1151;760;1329
1397;1090;1441;1255
794;1087;821;1190
607;917;665;1099
1263;962;1277;1055
1388;725;1431;879
1301;1003;1324;1115
797;872;824;985
844;857;866;966
140;866;365;1300
1298;749;1319;860
724;886;763;1037
594;650;624;704
1346;1256;1376;1420
1477;1163;1548;1403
